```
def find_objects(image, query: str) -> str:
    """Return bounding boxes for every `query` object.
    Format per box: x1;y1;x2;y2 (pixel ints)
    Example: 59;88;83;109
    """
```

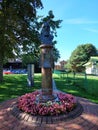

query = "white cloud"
83;28;98;33
64;18;98;24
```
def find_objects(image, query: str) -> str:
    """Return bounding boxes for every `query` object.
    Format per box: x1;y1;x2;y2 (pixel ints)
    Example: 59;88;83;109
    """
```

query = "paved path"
0;97;98;130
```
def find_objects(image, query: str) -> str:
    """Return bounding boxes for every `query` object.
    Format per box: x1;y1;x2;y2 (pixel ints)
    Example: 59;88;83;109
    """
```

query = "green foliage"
67;43;98;72
40;10;62;37
21;10;62;65
0;1;62;82
0;0;43;82
0;1;61;82
52;41;60;62
84;44;98;59
0;0;43;58
38;10;62;62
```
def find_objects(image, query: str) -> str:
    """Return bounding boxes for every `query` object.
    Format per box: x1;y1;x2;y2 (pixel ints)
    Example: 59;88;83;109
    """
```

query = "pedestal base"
36;93;58;103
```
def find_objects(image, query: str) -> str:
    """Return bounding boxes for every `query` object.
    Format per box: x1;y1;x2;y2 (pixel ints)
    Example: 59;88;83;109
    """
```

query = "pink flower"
18;91;76;116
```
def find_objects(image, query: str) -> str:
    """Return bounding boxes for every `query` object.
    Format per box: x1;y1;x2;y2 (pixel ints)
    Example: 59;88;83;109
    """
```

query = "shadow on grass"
0;74;98;104
0;74;41;102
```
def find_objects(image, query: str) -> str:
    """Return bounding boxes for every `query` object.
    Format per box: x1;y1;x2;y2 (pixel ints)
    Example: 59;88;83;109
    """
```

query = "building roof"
83;62;91;66
84;56;98;66
89;56;98;62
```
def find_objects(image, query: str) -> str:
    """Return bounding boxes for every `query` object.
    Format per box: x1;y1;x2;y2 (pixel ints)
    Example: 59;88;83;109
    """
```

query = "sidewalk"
0;96;98;130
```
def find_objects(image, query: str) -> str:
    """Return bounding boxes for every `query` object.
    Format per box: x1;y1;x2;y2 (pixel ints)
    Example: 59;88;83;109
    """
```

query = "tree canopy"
0;1;62;82
0;0;43;82
21;10;62;67
67;43;98;72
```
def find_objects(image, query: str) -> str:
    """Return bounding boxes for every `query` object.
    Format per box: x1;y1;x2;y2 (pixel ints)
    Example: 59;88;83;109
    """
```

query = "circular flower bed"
18;91;76;116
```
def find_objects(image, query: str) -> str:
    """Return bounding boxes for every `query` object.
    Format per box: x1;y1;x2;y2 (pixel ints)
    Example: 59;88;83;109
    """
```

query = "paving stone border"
1;97;98;130
11;102;83;124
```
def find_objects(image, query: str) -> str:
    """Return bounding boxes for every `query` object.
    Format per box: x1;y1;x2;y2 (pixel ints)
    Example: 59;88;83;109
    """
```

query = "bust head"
40;21;53;44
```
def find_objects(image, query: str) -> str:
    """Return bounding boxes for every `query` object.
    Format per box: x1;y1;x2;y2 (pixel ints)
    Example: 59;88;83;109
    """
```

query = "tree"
52;42;60;62
21;10;62;66
84;44;98;60
21;40;60;67
0;0;43;82
68;43;98;72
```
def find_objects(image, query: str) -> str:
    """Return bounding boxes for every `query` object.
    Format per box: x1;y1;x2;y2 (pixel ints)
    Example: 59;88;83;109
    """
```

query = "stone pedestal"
27;64;34;87
39;44;56;102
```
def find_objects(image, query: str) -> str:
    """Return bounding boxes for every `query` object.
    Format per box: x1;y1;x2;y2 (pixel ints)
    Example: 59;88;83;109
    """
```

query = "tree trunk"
0;55;3;82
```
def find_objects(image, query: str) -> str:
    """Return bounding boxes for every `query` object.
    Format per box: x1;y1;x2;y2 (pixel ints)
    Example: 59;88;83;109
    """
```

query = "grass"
0;73;98;104
0;74;41;102
54;73;98;104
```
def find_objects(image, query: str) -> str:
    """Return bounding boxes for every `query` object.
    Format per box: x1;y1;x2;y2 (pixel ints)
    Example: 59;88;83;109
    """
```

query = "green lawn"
54;73;98;104
0;73;98;104
0;74;41;102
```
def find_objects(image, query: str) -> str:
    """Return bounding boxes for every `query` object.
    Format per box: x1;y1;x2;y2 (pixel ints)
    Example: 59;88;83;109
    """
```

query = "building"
84;56;98;75
54;60;67;70
3;58;41;73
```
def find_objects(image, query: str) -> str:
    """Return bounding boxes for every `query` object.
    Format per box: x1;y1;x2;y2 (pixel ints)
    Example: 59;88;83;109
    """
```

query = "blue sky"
38;0;98;61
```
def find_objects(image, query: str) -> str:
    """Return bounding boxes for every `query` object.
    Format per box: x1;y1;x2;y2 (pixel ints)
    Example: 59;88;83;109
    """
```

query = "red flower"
18;91;76;116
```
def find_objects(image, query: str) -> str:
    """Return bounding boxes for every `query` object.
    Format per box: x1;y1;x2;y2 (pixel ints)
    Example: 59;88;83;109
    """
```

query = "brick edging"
11;102;83;124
